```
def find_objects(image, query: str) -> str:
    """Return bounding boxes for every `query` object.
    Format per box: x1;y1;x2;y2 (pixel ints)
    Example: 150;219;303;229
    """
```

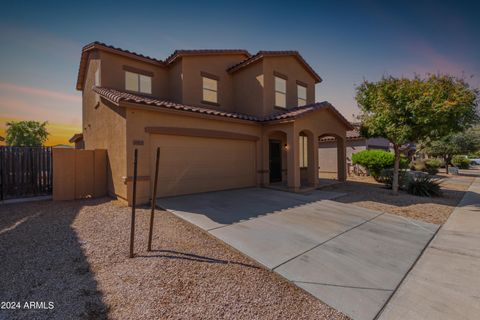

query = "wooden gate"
0;146;53;200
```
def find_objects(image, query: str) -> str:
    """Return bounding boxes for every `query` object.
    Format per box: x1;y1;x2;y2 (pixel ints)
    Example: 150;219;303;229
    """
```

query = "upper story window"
275;76;287;108
125;71;152;94
202;73;218;104
94;69;100;86
297;83;307;106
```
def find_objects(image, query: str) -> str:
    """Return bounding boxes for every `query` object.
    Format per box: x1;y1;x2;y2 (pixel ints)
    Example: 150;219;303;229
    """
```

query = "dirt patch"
0;199;348;320
322;170;477;225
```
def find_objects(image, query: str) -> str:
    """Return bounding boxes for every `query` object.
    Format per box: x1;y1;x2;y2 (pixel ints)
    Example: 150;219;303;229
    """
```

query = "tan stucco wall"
180;55;247;112
82;52;128;200
89;50;317;118
99;51;169;98
168;60;183;103
263;56;316;115
124;107;262;204
233;61;265;116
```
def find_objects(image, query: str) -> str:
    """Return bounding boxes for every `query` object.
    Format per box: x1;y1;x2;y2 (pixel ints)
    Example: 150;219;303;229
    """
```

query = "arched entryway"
318;133;346;184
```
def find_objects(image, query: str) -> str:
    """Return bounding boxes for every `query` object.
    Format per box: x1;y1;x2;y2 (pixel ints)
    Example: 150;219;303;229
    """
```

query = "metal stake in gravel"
129;149;138;258
147;147;160;251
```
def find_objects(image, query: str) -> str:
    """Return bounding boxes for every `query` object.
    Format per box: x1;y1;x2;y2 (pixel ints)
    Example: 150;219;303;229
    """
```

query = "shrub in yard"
452;155;470;169
409;159;426;171
378;168;407;189
409;159;441;175
352;150;407;178
424;159;441;175
405;175;442;197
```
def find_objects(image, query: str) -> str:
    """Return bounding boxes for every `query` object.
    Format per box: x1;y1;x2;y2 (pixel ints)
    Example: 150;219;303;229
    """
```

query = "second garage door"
151;134;256;197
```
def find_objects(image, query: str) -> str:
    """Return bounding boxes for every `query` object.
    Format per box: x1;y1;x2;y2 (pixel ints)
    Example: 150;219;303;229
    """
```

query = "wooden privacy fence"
53;148;107;201
0;146;52;200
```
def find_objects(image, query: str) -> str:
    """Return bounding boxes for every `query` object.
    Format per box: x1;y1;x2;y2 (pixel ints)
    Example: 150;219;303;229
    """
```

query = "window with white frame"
275;76;287;108
125;71;152;94
297;84;307;106
202;76;218;103
299;134;308;168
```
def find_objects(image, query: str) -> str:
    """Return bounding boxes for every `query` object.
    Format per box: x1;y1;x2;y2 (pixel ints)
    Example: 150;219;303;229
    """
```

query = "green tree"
5;121;49;146
422;129;480;173
356;74;478;194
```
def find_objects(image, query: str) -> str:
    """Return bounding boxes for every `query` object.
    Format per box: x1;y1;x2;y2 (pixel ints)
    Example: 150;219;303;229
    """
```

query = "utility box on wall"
53;148;107;200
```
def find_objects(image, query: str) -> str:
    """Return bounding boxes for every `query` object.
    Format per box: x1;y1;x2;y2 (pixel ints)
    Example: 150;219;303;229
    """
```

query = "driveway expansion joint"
271;211;385;271
292;281;394;292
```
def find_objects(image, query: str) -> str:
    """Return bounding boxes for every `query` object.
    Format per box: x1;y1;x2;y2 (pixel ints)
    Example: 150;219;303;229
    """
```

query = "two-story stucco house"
76;42;352;204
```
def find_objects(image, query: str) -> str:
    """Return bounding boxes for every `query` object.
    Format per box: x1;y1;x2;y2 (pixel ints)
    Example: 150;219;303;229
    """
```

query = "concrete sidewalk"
379;177;480;320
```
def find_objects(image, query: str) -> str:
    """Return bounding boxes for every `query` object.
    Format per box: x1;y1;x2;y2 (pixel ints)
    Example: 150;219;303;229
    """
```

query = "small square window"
202;76;218;103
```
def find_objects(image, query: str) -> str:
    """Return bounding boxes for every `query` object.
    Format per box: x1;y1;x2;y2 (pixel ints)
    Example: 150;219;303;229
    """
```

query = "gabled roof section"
76;42;165;90
165;49;251;65
227;51;322;83
264;102;353;129
93;87;351;128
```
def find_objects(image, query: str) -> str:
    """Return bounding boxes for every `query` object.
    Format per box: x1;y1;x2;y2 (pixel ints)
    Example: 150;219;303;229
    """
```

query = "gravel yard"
322;169;478;225
0;199;349;320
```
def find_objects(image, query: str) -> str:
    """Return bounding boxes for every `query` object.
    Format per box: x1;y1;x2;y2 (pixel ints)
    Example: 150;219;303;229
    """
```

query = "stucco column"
261;134;270;186
287;129;300;191
337;137;347;182
307;132;319;187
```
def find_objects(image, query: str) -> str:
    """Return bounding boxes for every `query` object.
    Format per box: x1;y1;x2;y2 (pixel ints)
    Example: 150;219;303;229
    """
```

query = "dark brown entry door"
269;140;282;182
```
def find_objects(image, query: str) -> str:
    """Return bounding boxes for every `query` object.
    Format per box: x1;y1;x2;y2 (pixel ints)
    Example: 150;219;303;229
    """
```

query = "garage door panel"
151;135;256;197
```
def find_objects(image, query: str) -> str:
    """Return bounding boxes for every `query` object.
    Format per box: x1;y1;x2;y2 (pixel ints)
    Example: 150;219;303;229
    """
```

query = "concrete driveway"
158;188;438;320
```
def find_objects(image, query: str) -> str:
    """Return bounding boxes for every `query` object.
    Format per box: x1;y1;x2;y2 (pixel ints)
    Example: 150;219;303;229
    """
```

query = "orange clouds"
0;83;81;103
0;83;82;146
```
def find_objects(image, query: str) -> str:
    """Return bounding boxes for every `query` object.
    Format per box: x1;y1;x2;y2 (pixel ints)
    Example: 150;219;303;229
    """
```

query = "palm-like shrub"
378;168;407;189
405;175;442;197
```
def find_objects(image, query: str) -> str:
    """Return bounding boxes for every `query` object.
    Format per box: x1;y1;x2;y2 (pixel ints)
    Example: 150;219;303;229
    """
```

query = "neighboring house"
69;133;84;149
318;124;390;174
76;42;352;204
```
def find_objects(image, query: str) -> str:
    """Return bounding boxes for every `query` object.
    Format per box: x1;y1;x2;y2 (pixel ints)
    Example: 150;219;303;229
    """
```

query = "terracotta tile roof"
83;41;164;64
93;87;259;121
93;87;352;128
165;49;251;64
227;51;322;83
69;133;84;143
77;42;321;90
319;125;362;142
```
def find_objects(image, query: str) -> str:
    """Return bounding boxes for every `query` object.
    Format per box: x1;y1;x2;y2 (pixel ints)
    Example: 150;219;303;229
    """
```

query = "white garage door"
151;134;256;197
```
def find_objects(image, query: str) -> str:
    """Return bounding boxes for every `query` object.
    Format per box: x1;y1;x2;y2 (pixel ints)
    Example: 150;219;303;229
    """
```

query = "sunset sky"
1;0;479;145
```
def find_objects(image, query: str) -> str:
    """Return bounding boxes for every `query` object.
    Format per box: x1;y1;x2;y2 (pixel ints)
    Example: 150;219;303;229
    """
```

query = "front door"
269;140;282;182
